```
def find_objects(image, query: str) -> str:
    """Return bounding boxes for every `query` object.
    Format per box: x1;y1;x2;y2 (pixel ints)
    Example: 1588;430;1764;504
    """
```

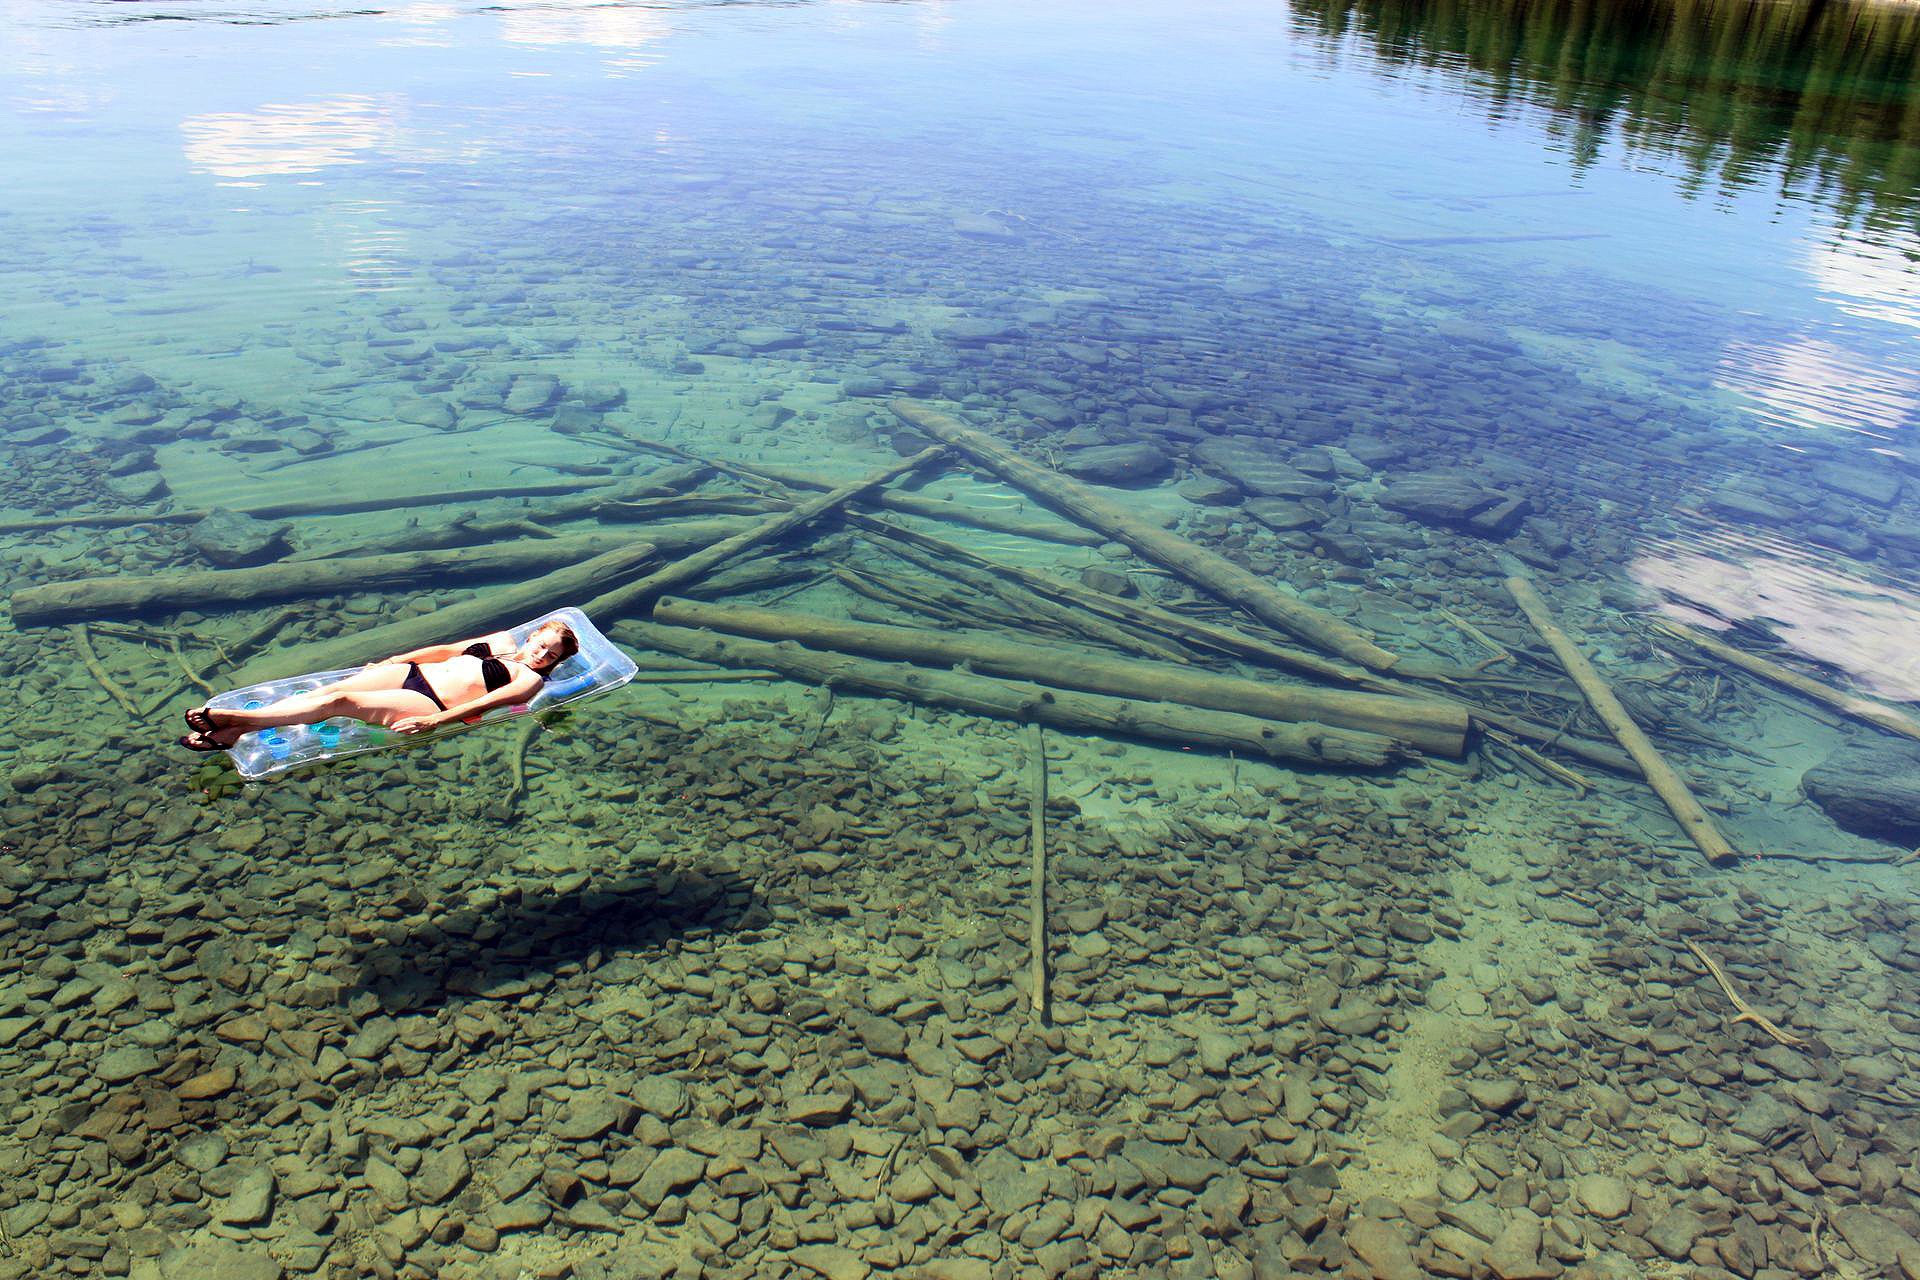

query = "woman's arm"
382;642;461;665
429;669;545;725
382;631;513;666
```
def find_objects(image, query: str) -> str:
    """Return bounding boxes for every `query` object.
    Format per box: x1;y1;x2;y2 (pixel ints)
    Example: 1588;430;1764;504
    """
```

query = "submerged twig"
1485;727;1592;795
1028;721;1050;1030
504;716;544;818
803;688;836;752
169;636;215;696
1440;607;1512;673
1682;938;1805;1047
70;625;140;718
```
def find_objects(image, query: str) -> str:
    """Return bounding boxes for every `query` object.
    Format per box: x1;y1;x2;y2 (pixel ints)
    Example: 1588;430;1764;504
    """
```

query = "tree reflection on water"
1291;0;1920;236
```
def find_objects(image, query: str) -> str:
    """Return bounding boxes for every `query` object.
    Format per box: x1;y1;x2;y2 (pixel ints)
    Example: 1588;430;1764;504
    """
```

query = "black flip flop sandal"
179;732;226;753
184;706;220;734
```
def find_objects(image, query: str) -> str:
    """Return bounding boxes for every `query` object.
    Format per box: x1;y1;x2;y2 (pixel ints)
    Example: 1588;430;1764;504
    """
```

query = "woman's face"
522;626;569;670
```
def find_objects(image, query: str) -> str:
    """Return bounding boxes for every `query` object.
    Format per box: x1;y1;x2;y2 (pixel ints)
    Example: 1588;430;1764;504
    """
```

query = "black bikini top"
464;641;545;693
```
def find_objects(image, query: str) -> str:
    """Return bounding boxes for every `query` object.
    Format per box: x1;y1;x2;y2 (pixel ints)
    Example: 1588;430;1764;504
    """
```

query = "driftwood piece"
733;460;1104;547
872;532;1193;665
581;449;947;621
70;625;139;718
614;621;1405;768
1484;727;1591;794
680;557;820;602
11;521;752;628
890;399;1400;671
651;597;1468;755
1652;619;1920;744
140;603;311;719
595;493;780;522
1682;939;1806;1047
851;514;1378;688
834;566;982;630
537;464;712;523
226;540;660;688
286;515;561;562
1449;705;1635;776
1505;573;1741;865
503;717;543;819
1029;722;1050;1029
169;635;216;696
624;438;1103;547
0;479;622;536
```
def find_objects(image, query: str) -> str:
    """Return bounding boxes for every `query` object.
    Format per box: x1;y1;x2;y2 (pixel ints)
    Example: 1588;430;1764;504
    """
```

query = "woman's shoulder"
468;630;517;655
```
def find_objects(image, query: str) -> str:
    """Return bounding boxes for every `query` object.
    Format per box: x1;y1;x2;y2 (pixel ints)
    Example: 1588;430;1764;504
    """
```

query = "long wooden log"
614;620;1404;769
1028;722;1050;1028
0;478;623;536
620;437;1102;547
596;494;780;522
1505;574;1741;865
224;540;660;688
651;597;1468;756
581;448;946;621
285;516;559;562
849;514;1380;688
10;521;755;628
539;463;711;523
1454;705;1637;777
734;461;1104;547
890;399;1400;672
873;534;1193;665
1651;619;1920;744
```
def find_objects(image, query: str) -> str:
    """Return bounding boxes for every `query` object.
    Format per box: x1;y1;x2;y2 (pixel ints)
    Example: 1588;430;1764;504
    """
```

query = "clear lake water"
2;2;1919;1278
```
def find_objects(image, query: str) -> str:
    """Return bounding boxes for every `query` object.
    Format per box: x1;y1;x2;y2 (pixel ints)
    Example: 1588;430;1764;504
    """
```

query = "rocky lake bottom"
3;361;1920;1280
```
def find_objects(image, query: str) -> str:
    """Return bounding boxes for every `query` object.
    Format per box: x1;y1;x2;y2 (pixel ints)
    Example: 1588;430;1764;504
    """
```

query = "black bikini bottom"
401;662;448;712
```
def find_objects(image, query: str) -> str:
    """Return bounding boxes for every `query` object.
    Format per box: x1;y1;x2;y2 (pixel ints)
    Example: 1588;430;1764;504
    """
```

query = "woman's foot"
184;707;250;748
183;705;226;734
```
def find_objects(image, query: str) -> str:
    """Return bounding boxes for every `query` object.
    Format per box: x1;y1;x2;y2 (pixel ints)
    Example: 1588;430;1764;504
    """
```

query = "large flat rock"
1192;436;1333;499
1803;742;1920;845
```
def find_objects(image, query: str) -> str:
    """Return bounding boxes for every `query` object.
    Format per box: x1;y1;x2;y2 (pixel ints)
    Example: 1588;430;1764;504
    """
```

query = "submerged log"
890;399;1400;671
10;521;755;628
614;620;1405;769
0;478;623;536
595;493;780;522
650;597;1468;755
581;448;947;621
1028;722;1050;1029
1454;705;1637;777
623;438;1102;546
1651;619;1920;744
540;463;711;523
851;514;1378;687
735;461;1104;547
226;541;660;688
872;532;1192;664
1505;573;1741;865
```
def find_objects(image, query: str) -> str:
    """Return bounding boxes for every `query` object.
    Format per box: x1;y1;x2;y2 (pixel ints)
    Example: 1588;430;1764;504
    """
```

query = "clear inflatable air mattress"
209;607;637;781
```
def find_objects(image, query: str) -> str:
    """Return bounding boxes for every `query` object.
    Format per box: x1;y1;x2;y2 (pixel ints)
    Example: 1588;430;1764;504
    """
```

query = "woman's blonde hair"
532;620;579;671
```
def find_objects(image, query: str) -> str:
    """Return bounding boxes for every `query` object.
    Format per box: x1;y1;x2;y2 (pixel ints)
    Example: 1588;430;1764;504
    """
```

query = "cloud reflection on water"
1717;334;1918;444
180;97;401;183
1634;529;1920;702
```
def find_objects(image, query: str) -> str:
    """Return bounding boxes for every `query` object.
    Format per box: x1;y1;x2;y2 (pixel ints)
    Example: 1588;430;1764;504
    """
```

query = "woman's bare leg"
204;688;442;746
192;664;414;743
